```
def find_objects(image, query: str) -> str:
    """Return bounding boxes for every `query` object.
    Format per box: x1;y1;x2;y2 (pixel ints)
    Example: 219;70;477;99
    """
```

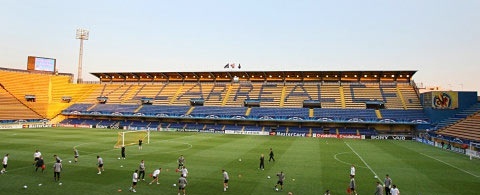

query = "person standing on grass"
259;154;265;170
178;155;185;169
33;149;42;165
348;175;357;195
384;174;392;195
138;139;143;150
1;153;8;174
390;184;400;195
73;148;79;163
178;174;187;195
350;164;355;177
53;154;62;163
274;171;285;191
97;155;104;174
129;169;139;192
53;159;62;182
35;156;45;173
375;181;384;195
121;145;126;159
269;148;275;162
181;166;189;178
149;167;161;185
138;160;146;181
222;169;229;191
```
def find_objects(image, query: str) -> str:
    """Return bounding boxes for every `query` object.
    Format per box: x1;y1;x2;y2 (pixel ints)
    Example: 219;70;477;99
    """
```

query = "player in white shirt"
1;154;8;174
129;170;139;192
350;164;356;177
390;184;400;195
149;168;161;185
33;150;42;164
97;155;104;174
222;169;229;191
180;166;188;178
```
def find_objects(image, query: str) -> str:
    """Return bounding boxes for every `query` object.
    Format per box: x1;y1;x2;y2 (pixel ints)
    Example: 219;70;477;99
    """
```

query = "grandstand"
54;70;430;136
2;67;480;148
437;113;480;141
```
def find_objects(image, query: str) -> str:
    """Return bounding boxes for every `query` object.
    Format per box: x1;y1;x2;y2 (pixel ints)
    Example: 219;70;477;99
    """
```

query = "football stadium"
0;66;479;194
2;1;480;195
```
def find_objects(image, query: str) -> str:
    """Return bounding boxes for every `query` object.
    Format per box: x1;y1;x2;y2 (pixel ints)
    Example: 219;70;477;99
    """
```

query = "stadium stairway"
375;110;383;119
339;86;346;108
396;87;407;109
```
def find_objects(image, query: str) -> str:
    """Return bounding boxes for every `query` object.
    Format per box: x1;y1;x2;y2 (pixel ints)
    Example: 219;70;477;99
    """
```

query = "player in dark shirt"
259;154;265;170
121;146;126;159
35;156;45;172
269;148;275;162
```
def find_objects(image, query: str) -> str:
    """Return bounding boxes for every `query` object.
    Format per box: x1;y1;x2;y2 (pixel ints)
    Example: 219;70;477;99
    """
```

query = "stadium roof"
90;70;417;83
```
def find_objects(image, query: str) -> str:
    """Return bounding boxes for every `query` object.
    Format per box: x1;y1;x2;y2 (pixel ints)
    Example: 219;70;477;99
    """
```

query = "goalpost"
114;130;150;148
467;142;480;160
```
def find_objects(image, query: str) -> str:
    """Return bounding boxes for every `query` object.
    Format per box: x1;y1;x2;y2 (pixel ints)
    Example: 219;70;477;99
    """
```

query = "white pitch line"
333;152;368;169
345;142;383;183
420;153;480;178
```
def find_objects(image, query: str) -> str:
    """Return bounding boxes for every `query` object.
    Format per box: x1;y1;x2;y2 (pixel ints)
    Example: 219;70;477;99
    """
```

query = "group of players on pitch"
349;165;401;195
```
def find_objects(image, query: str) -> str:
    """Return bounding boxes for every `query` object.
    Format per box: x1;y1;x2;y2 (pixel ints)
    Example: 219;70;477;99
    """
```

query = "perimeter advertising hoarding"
368;135;413;140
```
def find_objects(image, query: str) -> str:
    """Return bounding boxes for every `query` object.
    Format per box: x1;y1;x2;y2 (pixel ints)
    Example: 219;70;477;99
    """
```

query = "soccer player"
350;164;355;177
384;174;392;195
35;156;45;173
274;171;285;191
129;169;139;192
138;160;146;181
348;175;357;195
53;159;62;182
390;184;400;195
138;139;143;150
53;154;62;163
33;149;42;164
259;154;265;170
121;145;126;159
1;153;8;174
149;167;161;185
222;169;229;191
97;155;104;174
324;189;331;195
375;181;384;195
269;148;275;162
180;166;188;178
177;155;185;169
178;174;187;195
73;148;79;163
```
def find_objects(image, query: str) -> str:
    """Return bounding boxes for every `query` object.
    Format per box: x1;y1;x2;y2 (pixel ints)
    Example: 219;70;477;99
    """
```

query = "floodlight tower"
76;29;89;83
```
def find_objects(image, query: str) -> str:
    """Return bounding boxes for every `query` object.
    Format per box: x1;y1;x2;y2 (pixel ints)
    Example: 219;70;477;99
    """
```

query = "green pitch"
0;128;479;195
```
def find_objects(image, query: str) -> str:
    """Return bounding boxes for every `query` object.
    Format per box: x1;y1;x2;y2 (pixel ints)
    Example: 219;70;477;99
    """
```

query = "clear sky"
1;0;478;93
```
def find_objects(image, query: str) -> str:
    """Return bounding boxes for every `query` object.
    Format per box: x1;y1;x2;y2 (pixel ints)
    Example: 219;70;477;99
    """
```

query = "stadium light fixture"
76;28;89;83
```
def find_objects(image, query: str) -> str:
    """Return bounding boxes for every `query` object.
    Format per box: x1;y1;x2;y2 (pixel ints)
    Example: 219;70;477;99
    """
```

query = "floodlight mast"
76;29;89;83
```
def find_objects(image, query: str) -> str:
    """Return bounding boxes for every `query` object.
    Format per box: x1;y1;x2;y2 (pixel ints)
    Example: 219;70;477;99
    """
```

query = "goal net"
114;130;150;148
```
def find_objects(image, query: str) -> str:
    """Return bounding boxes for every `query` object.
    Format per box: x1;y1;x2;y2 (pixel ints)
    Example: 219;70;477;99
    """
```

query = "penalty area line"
419;153;480;178
345;142;383;183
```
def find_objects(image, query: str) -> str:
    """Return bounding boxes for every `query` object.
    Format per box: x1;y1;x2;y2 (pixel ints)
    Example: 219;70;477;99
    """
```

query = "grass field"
0;128;479;195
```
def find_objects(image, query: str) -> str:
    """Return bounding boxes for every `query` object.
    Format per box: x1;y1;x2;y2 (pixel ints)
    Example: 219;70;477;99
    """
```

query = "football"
238;158;242;162
267;176;271;179
68;160;72;163
275;188;279;191
23;185;27;189
173;184;177;187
